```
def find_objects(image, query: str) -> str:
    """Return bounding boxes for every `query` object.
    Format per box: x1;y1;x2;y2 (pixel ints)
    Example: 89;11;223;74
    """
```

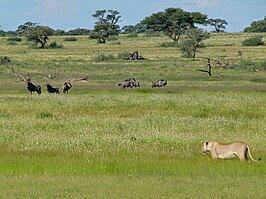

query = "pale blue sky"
0;0;265;32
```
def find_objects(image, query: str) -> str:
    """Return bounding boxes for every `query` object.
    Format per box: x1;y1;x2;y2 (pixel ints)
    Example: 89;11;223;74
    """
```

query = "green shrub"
93;51;115;61
7;37;22;42
27;41;39;49
47;41;64;49
237;60;266;71
64;37;77;42
0;56;11;64
117;52;130;60
179;39;197;58
242;36;265;46
37;112;53;119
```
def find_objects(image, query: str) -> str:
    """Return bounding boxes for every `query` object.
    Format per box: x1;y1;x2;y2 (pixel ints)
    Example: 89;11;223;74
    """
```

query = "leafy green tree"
121;24;146;34
66;28;90;35
179;28;210;58
53;29;65;36
121;25;136;34
244;16;266;32
90;10;121;43
207;18;228;33
141;8;207;43
17;22;54;48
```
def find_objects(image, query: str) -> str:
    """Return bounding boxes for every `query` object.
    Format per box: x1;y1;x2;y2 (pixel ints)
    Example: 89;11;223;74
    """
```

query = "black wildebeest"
27;81;42;95
62;82;72;94
46;84;60;94
9;65;41;95
118;78;140;89
152;80;167;88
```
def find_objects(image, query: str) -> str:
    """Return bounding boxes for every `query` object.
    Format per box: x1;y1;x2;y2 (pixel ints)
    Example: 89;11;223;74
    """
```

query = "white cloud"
38;0;77;17
182;0;221;8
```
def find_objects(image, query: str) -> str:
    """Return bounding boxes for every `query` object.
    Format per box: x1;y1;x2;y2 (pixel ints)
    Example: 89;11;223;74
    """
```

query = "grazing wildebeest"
118;78;140;89
46;84;60;94
27;81;41;95
152;79;167;88
62;82;72;94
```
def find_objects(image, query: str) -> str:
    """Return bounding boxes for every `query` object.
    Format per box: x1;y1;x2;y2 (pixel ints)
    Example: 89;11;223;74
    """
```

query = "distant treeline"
0;28;91;37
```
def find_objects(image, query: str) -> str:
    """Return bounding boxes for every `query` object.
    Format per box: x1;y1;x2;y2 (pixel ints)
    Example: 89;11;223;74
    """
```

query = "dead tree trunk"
198;58;212;76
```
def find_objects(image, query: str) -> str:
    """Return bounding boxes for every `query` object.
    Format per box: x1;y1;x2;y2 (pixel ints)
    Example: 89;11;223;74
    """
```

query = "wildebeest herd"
26;81;72;95
118;78;167;89
25;78;166;94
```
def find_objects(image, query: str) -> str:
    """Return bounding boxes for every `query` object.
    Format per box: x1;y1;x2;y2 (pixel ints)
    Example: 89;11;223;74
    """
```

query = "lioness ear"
206;142;208;145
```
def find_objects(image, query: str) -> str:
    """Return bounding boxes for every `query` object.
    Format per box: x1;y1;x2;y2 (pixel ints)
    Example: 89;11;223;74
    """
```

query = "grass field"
0;33;266;198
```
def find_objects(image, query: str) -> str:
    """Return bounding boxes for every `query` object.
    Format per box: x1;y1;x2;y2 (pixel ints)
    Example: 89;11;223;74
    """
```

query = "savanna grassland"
0;33;266;198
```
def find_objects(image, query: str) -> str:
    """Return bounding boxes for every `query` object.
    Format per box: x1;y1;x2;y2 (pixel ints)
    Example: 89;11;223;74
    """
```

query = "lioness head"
202;142;211;154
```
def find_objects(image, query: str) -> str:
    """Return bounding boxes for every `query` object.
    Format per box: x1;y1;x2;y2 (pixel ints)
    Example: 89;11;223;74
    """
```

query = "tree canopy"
17;22;54;48
244;16;266;32
207;18;228;33
140;8;207;43
90;10;121;43
179;28;210;58
121;24;147;34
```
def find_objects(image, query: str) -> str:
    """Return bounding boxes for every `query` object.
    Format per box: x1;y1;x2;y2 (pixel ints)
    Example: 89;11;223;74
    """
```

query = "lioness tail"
247;145;261;162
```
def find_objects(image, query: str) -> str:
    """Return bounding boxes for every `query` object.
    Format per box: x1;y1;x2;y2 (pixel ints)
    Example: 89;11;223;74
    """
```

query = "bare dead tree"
9;65;41;94
215;58;231;68
8;65;31;82
198;57;212;76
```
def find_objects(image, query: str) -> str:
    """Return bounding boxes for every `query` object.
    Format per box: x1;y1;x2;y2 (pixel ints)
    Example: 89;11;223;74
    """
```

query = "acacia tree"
17;22;54;48
179;28;210;58
207;18;228;33
141;8;207;44
244;16;266;32
90;10;121;43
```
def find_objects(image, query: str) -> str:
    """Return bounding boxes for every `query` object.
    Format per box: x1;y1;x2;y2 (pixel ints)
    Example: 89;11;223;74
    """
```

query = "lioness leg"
237;152;246;161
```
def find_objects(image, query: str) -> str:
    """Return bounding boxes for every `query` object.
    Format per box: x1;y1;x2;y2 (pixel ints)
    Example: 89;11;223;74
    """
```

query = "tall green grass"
0;33;266;198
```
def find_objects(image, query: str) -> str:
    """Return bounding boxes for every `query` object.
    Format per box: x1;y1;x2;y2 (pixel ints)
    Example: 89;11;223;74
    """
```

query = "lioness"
202;141;261;161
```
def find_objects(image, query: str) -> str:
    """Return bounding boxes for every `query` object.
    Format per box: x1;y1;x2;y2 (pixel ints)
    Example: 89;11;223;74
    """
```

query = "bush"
242;36;265;46
236;60;266;71
27;41;38;49
64;37;77;42
37;112;53;119
7;37;22;42
0;56;11;64
47;41;63;49
93;51;115;61
179;39;197;58
117;52;130;60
